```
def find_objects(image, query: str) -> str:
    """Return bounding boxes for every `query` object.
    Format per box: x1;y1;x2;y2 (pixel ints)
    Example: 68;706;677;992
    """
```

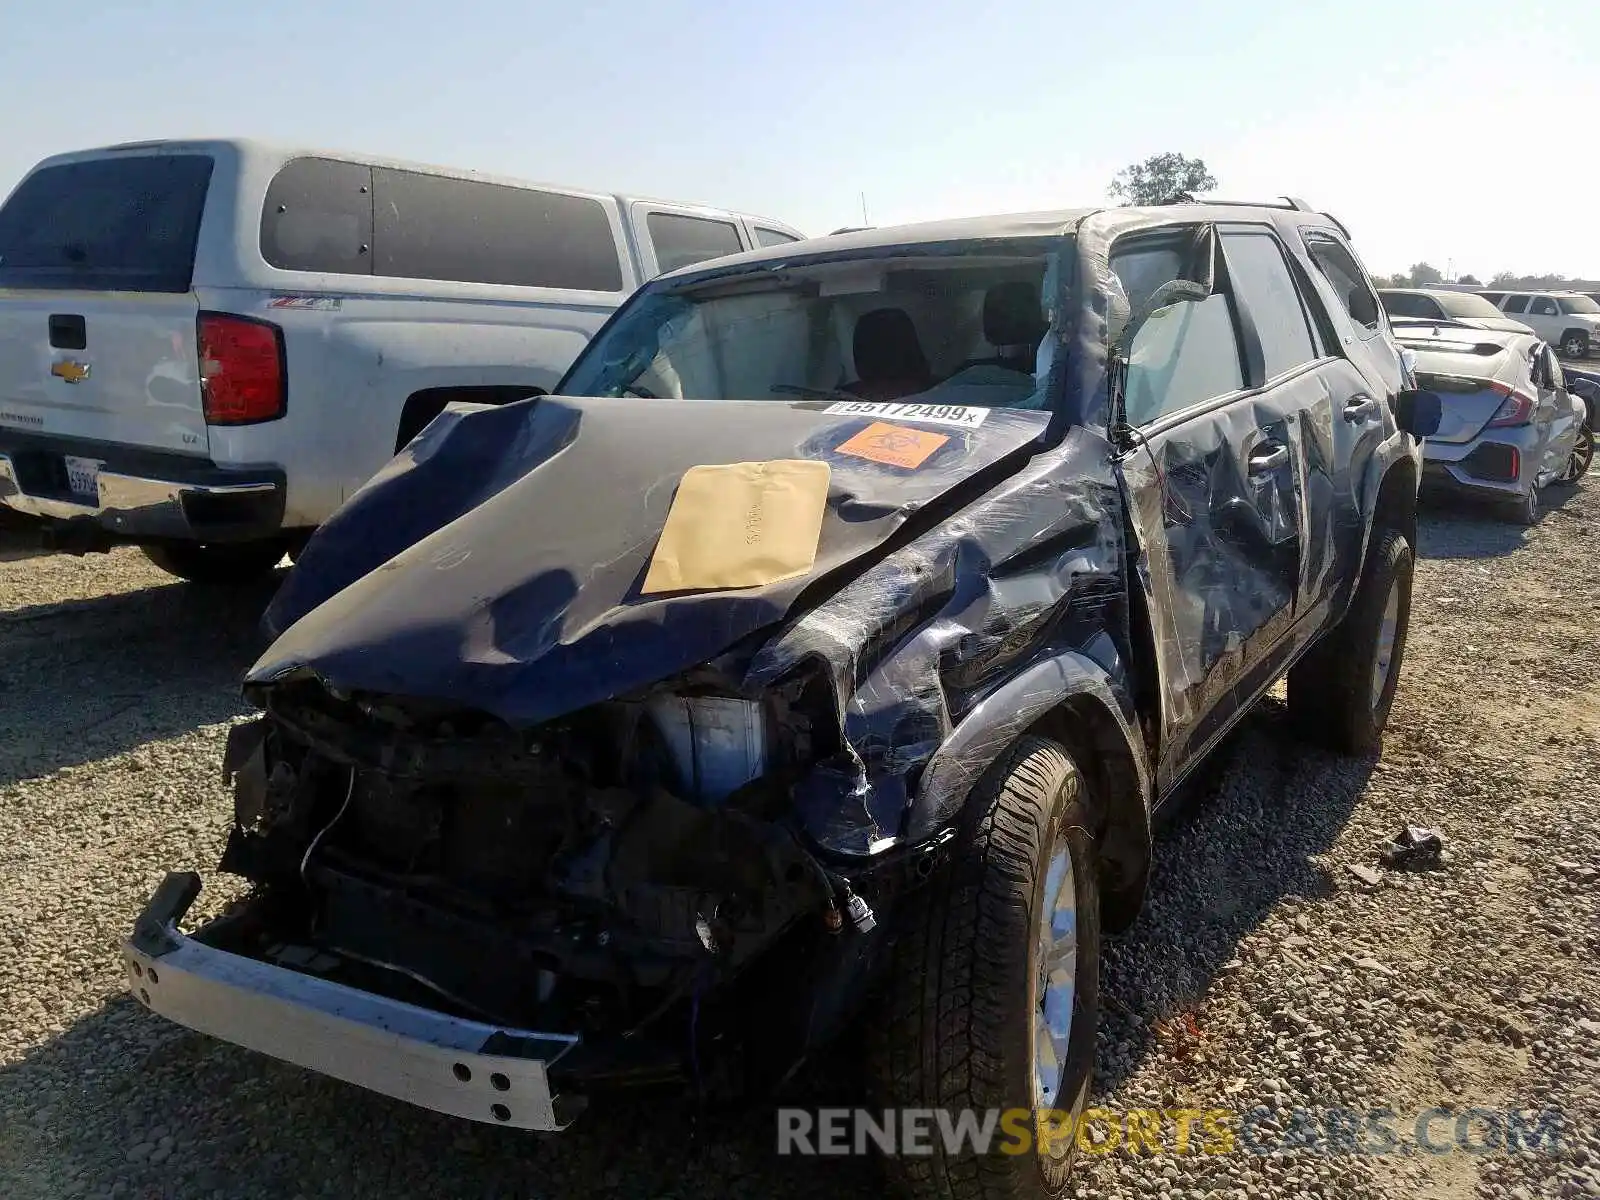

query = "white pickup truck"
0;138;805;582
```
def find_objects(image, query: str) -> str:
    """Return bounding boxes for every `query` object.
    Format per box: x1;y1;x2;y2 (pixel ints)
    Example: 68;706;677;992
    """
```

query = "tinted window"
646;213;745;273
1435;291;1503;319
1381;292;1444;319
1224;232;1318;378
1531;296;1559;316
1503;295;1531;313
0;154;213;292
755;226;801;248
372;169;623;291
1304;233;1381;331
260;157;373;274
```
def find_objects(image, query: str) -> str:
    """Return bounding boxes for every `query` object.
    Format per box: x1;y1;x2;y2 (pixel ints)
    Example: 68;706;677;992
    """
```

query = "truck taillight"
198;313;285;424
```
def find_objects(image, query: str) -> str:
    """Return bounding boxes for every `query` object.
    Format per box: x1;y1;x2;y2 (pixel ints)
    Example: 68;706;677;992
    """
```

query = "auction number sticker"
823;401;988;428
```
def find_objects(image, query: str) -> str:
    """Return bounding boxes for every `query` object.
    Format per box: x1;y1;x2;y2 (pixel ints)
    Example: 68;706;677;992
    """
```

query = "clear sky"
3;0;1596;280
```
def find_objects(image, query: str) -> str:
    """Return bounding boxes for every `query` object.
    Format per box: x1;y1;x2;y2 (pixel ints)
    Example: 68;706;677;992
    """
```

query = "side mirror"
1395;388;1442;438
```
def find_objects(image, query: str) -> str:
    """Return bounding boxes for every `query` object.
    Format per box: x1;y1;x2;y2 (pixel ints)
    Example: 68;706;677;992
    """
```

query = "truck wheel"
1287;529;1414;755
1560;330;1590;360
868;735;1101;1199
142;540;289;585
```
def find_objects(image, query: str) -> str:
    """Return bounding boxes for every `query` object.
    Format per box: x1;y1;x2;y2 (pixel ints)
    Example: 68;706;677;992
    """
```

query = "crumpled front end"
126;227;1158;1116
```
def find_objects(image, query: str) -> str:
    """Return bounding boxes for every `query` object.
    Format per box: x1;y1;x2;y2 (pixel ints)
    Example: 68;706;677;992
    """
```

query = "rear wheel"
1561;421;1594;482
1560;330;1590;360
142;539;289;585
868;735;1101;1199
1288;529;1415;755
1500;486;1540;526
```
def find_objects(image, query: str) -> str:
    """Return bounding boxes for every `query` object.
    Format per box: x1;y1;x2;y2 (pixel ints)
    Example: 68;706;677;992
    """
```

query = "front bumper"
0;431;285;545
123;873;586;1131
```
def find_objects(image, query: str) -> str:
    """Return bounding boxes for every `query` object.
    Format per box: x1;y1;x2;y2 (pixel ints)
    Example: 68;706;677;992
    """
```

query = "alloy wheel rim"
1370;581;1401;711
1032;833;1079;1129
1571;427;1593;480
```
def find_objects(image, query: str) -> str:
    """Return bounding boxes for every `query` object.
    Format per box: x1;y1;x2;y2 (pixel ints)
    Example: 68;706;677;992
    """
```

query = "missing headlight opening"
207;662;873;1089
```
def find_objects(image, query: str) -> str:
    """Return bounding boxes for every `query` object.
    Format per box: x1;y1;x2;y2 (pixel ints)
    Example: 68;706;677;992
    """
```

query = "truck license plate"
64;455;102;498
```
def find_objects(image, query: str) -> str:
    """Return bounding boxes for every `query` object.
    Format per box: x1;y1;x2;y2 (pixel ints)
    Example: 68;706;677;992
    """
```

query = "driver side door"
1110;228;1305;788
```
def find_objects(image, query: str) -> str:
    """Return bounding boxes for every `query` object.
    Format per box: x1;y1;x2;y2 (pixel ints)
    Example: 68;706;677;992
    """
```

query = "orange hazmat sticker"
836;421;949;469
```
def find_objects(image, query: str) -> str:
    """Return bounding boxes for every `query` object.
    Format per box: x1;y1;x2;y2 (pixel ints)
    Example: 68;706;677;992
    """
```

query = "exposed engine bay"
207;669;904;1094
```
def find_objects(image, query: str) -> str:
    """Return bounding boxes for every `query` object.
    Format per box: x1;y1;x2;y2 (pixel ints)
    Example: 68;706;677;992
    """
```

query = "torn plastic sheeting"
746;426;1140;855
251;394;1051;727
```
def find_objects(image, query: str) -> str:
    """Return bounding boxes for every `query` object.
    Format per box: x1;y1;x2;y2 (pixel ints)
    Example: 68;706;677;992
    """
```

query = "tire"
1560;330;1590;360
1287;529;1414;755
868;735;1101;1200
1500;486;1539;526
1561;421;1594;483
142;539;289;585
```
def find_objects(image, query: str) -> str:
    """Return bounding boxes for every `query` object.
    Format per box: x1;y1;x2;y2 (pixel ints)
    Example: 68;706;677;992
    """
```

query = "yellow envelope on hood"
641;459;832;594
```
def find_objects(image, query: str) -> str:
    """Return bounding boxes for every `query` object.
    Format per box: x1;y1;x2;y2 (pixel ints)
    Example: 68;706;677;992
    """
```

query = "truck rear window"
0;154;214;292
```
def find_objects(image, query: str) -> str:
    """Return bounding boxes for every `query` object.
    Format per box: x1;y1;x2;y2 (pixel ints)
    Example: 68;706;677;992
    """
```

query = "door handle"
1248;442;1288;473
1343;394;1379;422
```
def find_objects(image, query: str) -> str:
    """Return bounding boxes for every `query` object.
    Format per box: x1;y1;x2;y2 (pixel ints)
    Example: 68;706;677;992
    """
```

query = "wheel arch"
909;649;1155;932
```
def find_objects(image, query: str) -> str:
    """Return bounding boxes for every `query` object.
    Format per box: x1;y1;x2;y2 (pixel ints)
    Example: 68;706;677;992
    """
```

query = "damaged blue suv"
124;201;1440;1198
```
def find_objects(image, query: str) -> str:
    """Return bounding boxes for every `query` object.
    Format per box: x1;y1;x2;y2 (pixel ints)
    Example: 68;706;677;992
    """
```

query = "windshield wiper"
771;384;866;403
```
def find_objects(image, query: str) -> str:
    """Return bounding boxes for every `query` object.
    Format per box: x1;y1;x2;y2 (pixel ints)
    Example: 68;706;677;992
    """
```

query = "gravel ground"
1;478;1596;1200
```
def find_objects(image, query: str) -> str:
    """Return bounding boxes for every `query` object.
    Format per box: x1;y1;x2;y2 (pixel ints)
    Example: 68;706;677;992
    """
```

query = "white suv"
1494;292;1600;360
0;138;804;582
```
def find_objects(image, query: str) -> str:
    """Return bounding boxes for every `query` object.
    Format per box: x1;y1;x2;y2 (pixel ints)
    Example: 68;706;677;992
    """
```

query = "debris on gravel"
2;477;1597;1199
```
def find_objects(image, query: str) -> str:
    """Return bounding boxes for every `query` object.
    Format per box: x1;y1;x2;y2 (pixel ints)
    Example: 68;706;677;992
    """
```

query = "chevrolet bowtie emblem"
51;359;91;384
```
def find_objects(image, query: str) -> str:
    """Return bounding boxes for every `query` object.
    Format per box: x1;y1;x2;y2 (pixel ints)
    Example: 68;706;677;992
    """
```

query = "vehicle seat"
843;308;932;401
963;280;1049;374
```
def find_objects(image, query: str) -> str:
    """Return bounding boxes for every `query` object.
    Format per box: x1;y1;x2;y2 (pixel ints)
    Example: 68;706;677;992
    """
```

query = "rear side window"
1223;231;1318;377
372;169;624;291
1502;295;1531;313
1381;292;1443;319
755;226;801;248
260;157;374;275
1303;233;1381;332
0;154;213;292
646;213;745;273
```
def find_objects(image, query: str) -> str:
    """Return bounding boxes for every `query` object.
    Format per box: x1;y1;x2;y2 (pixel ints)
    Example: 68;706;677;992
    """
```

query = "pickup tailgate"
0;151;215;456
0;291;208;454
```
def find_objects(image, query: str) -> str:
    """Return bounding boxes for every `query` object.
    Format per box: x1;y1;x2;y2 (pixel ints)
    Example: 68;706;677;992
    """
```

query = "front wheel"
142;539;289;585
1560;331;1591;360
1288;529;1415;755
868;736;1101;1200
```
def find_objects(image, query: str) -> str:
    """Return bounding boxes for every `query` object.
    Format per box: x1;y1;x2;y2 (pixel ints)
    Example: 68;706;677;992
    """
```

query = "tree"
1458;273;1481;286
1409;262;1444;286
1491;271;1519;286
1107;153;1218;205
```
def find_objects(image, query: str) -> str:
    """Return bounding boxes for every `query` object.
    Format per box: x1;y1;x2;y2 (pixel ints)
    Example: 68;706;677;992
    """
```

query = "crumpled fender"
907;646;1150;842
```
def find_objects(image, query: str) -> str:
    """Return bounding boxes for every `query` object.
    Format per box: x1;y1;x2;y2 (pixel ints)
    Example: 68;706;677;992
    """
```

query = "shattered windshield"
560;242;1065;411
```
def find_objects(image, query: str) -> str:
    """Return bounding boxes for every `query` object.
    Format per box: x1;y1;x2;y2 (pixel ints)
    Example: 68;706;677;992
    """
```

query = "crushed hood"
253;395;1050;724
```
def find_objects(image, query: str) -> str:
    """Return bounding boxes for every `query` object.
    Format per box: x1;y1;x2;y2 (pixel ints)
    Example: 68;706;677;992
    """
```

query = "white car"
1378;287;1535;334
0;138;805;582
1492;292;1600;360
